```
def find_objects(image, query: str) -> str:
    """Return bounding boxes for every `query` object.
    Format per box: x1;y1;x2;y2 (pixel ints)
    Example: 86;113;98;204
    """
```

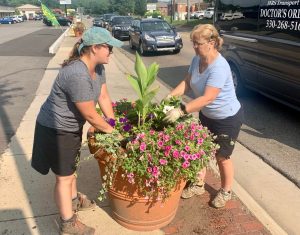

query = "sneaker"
72;192;96;212
181;183;205;199
211;188;232;208
60;214;95;235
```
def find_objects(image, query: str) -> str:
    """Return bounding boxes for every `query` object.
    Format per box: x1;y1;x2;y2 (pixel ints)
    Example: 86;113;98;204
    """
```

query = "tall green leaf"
147;62;159;87
127;75;142;99
135;53;147;94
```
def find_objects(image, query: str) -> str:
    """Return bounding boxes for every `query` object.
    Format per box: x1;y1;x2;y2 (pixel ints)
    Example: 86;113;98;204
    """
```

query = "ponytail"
62;39;91;67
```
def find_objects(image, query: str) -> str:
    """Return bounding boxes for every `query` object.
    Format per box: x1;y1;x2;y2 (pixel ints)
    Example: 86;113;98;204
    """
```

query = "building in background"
0;5;15;18
16;4;41;20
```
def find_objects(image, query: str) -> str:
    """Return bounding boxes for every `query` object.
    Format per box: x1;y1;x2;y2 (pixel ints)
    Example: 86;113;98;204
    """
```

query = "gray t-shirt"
37;60;106;131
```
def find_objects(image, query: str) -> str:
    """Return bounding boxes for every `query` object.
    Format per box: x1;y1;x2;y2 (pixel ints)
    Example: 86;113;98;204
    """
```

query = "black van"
214;0;300;110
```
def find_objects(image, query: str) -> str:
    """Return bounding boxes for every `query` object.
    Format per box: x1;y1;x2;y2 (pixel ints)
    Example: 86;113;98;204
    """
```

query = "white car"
16;15;24;22
204;8;214;19
194;11;205;19
232;12;245;19
220;13;233;21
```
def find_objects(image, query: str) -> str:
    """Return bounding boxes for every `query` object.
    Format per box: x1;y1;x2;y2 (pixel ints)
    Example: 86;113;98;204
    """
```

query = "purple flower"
123;123;132;132
119;117;128;123
106;118;116;127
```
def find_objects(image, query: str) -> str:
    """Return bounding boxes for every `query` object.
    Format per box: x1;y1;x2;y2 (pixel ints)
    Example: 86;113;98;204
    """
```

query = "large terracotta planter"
88;136;186;231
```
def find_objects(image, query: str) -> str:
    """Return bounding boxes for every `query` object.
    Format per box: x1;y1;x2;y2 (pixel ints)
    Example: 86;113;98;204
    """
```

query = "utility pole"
187;0;190;21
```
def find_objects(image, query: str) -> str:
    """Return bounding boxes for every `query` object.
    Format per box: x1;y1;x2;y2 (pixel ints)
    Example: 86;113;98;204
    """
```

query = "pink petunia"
175;140;181;145
157;140;164;148
159;159;168;165
140;142;146;152
163;135;170;142
185;145;190;152
182;161;190;169
172;150;179;159
197;138;204;144
147;167;152;173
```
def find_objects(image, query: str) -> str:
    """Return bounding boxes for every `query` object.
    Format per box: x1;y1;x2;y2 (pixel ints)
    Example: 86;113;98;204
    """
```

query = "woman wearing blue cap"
31;27;123;234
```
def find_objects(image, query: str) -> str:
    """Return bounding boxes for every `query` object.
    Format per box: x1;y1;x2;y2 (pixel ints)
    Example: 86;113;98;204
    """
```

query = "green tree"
134;0;147;16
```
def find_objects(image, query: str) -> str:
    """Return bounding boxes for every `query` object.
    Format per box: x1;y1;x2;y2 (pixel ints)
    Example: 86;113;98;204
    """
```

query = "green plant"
127;53;159;128
90;54;218;201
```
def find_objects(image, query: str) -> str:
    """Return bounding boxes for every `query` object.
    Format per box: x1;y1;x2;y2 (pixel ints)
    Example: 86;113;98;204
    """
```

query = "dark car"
93;17;104;27
109;16;133;40
129;18;183;55
43;16;72;26
214;0;300;110
34;15;43;20
102;13;117;28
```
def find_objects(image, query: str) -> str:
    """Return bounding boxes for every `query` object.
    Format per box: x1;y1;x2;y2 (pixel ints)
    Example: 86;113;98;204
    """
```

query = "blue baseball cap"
78;27;123;53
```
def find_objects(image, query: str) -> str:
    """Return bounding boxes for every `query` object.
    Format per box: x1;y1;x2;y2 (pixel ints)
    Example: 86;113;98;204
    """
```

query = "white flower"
163;105;175;114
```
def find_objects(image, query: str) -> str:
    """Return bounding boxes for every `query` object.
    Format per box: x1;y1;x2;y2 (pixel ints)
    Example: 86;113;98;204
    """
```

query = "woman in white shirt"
164;24;243;208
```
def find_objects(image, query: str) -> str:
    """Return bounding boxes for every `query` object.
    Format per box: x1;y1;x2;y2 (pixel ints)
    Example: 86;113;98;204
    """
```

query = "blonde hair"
190;24;223;51
73;22;86;36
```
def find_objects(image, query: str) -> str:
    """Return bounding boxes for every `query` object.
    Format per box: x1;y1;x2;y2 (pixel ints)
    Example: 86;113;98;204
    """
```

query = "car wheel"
173;49;180;54
231;64;246;97
139;42;145;56
129;37;134;49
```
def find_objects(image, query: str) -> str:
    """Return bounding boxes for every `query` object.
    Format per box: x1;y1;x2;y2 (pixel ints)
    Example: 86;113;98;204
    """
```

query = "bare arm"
75;101;114;134
185;86;220;113
169;73;192;97
98;84;115;120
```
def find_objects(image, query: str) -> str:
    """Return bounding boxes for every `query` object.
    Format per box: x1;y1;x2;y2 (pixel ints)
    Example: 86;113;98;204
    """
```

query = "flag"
41;3;60;26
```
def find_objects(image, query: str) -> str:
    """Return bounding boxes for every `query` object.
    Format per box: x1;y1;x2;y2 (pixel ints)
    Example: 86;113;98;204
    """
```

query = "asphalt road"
0;21;62;155
119;30;300;187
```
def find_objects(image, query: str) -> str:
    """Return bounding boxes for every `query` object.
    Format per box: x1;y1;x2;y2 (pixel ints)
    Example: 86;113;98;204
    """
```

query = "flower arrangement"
90;53;218;201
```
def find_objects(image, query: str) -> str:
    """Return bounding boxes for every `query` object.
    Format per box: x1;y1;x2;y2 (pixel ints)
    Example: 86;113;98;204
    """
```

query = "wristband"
180;103;188;114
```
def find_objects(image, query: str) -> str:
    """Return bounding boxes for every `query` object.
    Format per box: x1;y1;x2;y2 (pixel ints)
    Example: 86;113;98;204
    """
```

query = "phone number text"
266;20;300;31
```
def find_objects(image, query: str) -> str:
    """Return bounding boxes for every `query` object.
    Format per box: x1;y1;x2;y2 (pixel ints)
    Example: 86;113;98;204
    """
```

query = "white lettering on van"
260;9;287;18
288;9;300;18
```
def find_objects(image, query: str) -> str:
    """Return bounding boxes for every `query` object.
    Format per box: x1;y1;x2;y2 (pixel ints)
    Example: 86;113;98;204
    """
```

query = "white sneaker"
211;188;232;208
181;183;205;199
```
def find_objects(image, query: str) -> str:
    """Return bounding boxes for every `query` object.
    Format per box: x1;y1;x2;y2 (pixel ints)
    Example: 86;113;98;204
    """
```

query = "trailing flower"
89;53;218;201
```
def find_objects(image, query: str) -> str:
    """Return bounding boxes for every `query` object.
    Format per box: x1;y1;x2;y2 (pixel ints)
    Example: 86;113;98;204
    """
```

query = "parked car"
109;16;133;40
34;15;43;20
215;0;300;110
194;10;205;19
204;7;214;19
220;12;233;20
93;17;104;27
16;15;24;22
232;12;245;19
43;16;72;26
129;18;183;55
0;17;15;24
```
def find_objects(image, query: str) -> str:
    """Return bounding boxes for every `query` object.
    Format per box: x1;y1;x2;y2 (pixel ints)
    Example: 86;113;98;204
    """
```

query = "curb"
49;27;71;54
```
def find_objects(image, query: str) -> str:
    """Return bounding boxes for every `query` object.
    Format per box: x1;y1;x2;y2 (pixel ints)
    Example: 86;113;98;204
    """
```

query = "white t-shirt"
188;54;240;119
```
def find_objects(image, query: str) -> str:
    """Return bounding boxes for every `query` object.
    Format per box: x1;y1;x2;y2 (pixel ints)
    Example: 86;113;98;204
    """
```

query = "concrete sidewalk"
0;32;299;235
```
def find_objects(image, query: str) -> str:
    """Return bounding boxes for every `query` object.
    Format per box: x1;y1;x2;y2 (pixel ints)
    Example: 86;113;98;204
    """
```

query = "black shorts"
31;122;82;176
199;108;243;159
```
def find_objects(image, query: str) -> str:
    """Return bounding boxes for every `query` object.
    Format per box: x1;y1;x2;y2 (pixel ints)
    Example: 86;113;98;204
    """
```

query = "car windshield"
112;17;132;24
141;21;172;31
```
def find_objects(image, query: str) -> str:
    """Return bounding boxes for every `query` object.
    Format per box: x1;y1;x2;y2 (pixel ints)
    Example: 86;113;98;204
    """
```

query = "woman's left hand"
163;108;184;123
